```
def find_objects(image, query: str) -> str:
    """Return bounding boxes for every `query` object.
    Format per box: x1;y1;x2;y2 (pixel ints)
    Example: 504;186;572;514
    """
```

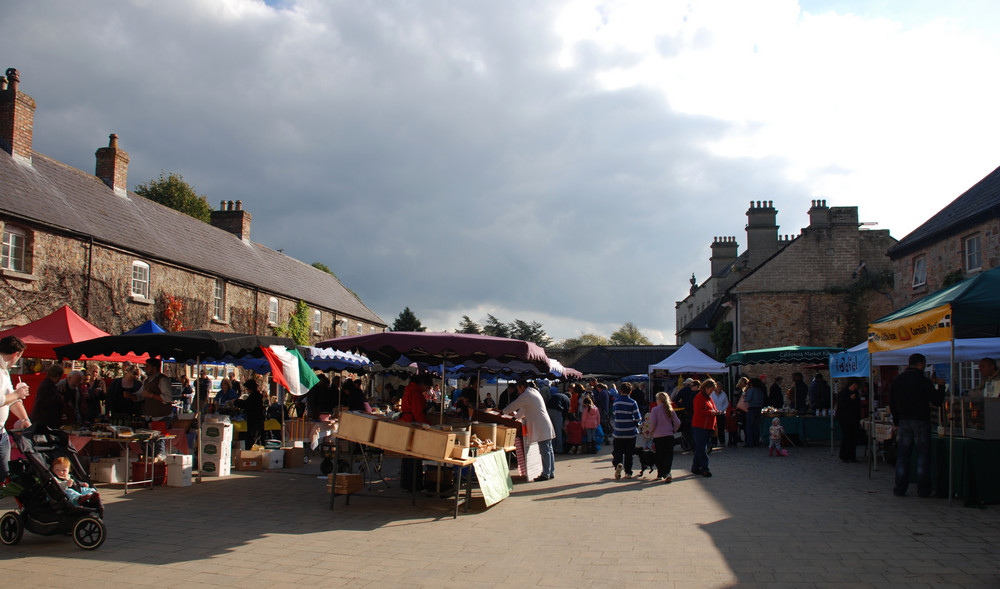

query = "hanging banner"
868;304;952;353
830;349;870;378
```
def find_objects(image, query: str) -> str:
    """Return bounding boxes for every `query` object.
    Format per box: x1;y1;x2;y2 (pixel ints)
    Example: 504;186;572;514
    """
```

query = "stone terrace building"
677;200;897;360
887;164;1000;308
0;68;385;339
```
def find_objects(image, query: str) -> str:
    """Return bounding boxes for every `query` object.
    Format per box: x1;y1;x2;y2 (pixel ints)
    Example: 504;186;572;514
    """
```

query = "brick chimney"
0;68;36;163
95;133;130;195
808;199;831;227
210;200;252;241
710;236;739;277
746;200;779;269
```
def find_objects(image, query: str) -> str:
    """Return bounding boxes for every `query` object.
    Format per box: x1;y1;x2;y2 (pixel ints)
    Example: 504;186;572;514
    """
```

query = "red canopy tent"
0;305;147;362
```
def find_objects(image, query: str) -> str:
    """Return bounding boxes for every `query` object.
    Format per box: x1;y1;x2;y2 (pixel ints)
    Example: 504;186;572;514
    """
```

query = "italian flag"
261;345;319;396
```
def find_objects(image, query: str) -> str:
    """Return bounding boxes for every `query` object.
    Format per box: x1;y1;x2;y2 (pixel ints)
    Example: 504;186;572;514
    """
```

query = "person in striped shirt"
611;388;642;479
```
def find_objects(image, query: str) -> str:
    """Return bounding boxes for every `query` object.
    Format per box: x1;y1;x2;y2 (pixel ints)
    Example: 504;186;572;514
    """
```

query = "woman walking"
648;391;682;482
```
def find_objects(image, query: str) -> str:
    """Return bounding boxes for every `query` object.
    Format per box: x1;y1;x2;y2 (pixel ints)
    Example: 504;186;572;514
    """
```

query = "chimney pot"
235;200;242;210
227;200;234;211
5;68;18;92
108;133;118;149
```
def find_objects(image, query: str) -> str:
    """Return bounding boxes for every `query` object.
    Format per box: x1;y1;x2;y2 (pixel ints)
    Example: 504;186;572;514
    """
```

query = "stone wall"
0;217;375;342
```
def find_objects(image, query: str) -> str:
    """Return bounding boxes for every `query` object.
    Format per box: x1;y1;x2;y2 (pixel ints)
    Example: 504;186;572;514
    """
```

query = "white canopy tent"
649;342;726;374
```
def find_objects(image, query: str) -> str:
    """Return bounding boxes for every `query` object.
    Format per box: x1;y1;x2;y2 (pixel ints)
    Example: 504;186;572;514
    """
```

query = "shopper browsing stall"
505;378;556;481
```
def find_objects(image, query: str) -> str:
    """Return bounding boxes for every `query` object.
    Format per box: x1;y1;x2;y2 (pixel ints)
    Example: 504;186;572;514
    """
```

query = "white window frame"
268;297;279;325
370;326;376;334
339;319;349;336
312;309;322;334
213;279;225;320
131;261;150;299
357;322;363;335
1;226;27;272
965;234;982;272
912;256;927;288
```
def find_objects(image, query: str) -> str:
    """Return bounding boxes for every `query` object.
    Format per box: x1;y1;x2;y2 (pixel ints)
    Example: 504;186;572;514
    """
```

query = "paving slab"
2;443;999;588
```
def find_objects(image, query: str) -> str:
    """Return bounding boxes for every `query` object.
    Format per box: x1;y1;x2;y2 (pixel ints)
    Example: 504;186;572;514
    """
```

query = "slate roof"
889;164;1000;259
678;297;724;335
0;151;384;325
547;345;678;377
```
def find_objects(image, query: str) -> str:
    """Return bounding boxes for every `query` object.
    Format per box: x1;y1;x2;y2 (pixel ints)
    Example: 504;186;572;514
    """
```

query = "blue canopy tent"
123;320;166;335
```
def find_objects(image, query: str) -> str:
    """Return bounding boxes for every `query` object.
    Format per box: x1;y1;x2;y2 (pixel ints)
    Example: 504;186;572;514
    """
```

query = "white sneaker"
615;463;623;480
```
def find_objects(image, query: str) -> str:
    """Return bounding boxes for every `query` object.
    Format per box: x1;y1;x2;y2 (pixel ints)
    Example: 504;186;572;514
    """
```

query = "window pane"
213;279;224;319
912;257;927;287
131;262;149;298
268;298;278;323
966;236;982;271
2;230;25;272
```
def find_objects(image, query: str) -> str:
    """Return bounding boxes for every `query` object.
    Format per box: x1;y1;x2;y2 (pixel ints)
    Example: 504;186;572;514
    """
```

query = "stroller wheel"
73;517;106;550
0;511;23;546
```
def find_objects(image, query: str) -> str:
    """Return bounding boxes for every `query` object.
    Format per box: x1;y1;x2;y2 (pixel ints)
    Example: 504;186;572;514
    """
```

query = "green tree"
275;300;310;345
482;314;509;338
134;172;213;222
392;307;426;332
509;319;552;347
710;321;733;362
457;315;481;334
610;322;652;345
558;333;610;348
312;262;333;274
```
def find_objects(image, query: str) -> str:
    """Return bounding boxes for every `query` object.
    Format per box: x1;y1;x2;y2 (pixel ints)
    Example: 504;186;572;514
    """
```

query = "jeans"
692;427;711;473
538;438;555;477
745;408;762;447
895;419;932;497
0;428;9;481
548;410;564;454
611;437;636;475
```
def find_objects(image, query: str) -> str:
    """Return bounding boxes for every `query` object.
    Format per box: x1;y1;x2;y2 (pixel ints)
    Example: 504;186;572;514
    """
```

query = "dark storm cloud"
0;0;808;342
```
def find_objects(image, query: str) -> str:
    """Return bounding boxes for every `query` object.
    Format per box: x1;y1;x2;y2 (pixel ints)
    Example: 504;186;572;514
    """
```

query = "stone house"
0;68;385;340
677;200;897;360
887;164;1000;308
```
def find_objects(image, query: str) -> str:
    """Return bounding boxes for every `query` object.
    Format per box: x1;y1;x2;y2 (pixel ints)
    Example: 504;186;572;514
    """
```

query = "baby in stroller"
50;456;100;508
0;425;106;549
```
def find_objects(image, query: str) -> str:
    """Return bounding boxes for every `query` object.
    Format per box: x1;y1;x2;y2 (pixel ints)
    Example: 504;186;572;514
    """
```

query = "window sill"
129;294;154;305
211;317;229;326
0;269;38;282
268;321;277;327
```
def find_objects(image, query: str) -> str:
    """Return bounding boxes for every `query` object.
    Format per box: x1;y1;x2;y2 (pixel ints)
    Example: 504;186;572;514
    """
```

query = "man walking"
890;353;945;498
611;386;642;479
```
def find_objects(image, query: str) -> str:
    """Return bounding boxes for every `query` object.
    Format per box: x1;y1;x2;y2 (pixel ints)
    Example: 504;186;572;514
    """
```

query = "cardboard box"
235;449;265;471
201;441;231;461
166;464;192;487
200;458;230;477
202;422;233;444
373;420;414;452
410;428;456;460
264;449;283;470
337;411;382;443
96;457;126;484
283;447;305;468
165;454;192;467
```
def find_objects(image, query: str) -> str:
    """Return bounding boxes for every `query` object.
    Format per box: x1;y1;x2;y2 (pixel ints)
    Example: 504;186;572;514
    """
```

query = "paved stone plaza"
2;444;998;588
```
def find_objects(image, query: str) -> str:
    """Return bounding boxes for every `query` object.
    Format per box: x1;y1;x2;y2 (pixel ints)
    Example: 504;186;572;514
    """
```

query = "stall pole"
196;356;203;484
867;353;875;479
948;339;955;505
830;381;836;456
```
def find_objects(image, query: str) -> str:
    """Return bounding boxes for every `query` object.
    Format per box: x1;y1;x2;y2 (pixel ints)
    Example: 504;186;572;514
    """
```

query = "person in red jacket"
398;374;433;491
691;379;722;477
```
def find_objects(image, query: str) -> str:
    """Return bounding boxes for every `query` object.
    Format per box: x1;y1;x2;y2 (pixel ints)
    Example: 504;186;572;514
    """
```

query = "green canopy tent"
726;345;846;451
868;266;1000;503
725;346;846;366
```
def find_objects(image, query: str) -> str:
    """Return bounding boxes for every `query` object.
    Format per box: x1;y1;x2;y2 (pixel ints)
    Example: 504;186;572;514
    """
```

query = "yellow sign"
868;304;952;352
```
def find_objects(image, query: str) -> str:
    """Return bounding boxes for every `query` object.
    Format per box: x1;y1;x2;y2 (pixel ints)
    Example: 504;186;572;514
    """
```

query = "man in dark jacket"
890;353;945;497
30;364;66;429
546;385;570;454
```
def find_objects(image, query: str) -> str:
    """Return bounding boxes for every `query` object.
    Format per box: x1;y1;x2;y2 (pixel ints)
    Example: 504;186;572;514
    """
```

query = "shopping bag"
736;394;749;412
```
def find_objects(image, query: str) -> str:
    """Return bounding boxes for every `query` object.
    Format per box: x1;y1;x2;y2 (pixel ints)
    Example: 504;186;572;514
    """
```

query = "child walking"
580;396;600;454
564;413;583;454
768;417;786;456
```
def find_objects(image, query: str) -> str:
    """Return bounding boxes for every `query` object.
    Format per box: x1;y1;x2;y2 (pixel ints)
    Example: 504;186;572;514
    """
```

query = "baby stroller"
0;425;106;550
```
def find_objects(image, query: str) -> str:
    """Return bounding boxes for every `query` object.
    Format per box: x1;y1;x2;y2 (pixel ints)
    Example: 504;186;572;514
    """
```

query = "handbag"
736;393;749;412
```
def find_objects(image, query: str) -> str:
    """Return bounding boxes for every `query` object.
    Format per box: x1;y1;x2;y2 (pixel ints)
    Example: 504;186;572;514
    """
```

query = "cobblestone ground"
2;443;998;588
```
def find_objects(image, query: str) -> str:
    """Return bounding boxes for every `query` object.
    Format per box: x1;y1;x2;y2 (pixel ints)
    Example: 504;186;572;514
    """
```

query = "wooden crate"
327;473;363;495
338;411;381;443
410;428;456;460
373;420;414;452
496;426;517;449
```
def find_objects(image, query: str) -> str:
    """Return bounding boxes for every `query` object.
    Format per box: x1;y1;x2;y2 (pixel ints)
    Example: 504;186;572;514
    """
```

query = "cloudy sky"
4;0;1000;344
